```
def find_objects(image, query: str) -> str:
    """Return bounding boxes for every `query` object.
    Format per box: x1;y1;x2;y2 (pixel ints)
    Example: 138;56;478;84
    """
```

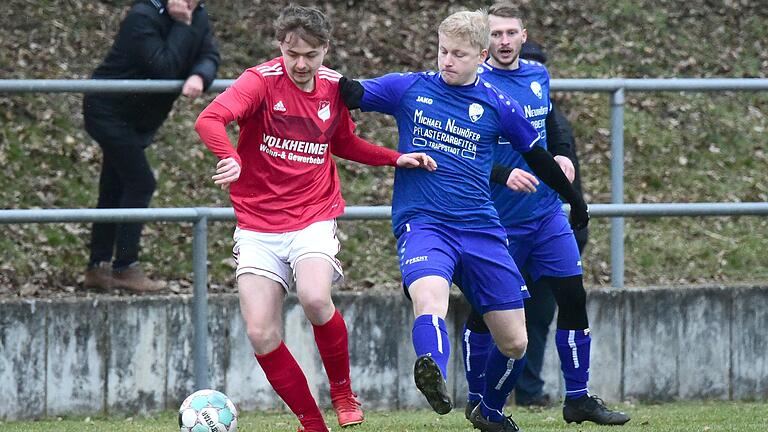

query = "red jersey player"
194;5;436;432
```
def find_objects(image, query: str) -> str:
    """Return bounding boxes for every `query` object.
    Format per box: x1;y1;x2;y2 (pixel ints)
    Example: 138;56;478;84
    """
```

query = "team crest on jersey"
468;103;484;122
318;100;331;122
530;81;543;99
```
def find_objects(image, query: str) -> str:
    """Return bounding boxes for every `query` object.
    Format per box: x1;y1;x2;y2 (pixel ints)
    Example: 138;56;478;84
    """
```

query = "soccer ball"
178;389;238;432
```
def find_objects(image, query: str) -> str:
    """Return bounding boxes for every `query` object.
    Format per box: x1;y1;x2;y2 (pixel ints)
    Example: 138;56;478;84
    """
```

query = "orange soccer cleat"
331;391;364;427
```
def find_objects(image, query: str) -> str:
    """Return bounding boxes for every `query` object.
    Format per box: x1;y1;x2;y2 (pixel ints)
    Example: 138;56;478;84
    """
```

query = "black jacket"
86;0;220;132
546;103;584;198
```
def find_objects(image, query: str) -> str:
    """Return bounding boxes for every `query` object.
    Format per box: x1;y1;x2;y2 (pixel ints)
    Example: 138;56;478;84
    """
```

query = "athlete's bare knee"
497;336;527;359
246;324;282;355
300;296;334;325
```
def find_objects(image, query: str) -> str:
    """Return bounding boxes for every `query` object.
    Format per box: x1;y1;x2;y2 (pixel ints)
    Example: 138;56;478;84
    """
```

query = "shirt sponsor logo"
468;103;484;122
318;100;330;122
273;100;286;112
416;95;433;105
523;104;548;118
412;110;479;160
530;81;543;99
260;133;328;165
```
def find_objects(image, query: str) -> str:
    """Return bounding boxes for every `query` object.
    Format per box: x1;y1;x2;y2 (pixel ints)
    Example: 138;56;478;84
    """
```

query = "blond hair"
438;10;490;52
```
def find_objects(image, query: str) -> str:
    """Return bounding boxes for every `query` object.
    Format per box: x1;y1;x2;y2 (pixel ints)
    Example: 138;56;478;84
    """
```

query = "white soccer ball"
179;389;238;432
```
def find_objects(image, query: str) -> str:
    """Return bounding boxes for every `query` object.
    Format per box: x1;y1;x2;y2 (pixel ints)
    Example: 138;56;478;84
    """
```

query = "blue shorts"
396;222;529;314
506;209;583;282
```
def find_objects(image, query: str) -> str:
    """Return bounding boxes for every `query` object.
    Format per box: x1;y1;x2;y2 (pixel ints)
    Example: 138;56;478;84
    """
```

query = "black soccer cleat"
465;398;481;420
413;355;453;415
563;394;631;425
468;404;522;432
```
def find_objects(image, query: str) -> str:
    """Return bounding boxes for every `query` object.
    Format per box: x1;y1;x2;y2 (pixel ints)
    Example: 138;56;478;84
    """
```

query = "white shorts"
232;219;344;291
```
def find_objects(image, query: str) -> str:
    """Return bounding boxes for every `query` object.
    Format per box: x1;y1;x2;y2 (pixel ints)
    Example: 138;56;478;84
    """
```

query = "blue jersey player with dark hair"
458;2;630;428
340;9;589;432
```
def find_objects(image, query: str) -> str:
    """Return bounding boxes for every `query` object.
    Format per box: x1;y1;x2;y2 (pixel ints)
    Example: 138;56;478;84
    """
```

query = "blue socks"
481;346;527;422
462;325;493;403
412;314;450;378
555;328;591;399
463;325;592;420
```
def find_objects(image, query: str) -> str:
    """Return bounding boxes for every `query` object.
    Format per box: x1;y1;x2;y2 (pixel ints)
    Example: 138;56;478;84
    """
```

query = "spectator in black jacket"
83;0;219;292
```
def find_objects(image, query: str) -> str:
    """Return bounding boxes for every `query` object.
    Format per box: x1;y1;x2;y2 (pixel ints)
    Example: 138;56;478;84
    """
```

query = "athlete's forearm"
521;146;585;208
194;102;241;166
332;135;400;166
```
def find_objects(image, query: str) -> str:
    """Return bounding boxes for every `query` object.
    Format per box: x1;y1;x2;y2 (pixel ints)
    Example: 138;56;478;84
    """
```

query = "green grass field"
3;402;767;432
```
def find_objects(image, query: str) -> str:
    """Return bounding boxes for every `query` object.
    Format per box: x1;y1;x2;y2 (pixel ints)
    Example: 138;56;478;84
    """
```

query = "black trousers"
83;98;157;269
514;226;589;403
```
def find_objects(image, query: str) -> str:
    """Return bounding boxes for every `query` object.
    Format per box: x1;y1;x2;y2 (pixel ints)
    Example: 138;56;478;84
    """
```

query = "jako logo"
416;96;433;104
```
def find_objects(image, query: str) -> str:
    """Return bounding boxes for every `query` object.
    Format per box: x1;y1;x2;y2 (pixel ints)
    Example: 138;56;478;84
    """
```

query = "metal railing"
2;203;768;388
2;77;768;388
4;77;768;287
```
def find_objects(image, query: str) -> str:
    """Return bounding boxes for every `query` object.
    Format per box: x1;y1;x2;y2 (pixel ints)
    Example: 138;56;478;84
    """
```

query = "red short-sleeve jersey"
199;57;356;232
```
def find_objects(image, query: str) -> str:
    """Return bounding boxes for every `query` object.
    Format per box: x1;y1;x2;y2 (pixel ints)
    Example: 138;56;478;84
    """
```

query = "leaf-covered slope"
1;0;766;297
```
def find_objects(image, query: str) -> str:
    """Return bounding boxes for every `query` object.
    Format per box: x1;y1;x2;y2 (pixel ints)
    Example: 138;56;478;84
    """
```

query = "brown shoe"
84;262;113;291
112;264;165;293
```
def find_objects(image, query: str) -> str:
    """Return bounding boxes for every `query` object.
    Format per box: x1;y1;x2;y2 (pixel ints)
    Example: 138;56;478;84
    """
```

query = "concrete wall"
1;285;766;419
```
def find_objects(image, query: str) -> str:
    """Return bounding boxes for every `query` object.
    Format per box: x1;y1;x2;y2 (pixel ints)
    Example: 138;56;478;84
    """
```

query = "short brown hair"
274;4;332;47
488;2;524;22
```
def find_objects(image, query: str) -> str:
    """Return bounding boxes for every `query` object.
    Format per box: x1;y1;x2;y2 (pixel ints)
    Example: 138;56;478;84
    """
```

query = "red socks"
254;310;352;431
312;309;352;394
256;342;327;431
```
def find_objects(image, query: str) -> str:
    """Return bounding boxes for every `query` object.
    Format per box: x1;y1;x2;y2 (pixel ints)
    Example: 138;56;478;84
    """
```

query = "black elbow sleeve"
490;164;513;185
339;76;364;110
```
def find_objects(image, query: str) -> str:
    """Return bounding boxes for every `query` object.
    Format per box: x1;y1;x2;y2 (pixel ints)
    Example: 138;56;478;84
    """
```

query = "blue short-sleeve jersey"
360;71;539;234
477;59;562;225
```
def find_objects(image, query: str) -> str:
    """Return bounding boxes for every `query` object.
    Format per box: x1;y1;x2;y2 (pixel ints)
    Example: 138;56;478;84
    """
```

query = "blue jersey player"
339;9;589;431
460;3;630;428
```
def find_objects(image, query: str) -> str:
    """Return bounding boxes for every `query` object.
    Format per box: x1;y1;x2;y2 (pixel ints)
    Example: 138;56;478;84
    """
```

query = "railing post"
192;214;210;389
610;88;625;288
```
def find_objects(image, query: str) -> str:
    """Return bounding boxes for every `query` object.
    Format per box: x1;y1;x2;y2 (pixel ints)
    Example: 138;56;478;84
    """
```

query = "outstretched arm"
520;146;589;229
496;97;587;228
333;135;436;171
331;108;436;170
194;102;241;189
